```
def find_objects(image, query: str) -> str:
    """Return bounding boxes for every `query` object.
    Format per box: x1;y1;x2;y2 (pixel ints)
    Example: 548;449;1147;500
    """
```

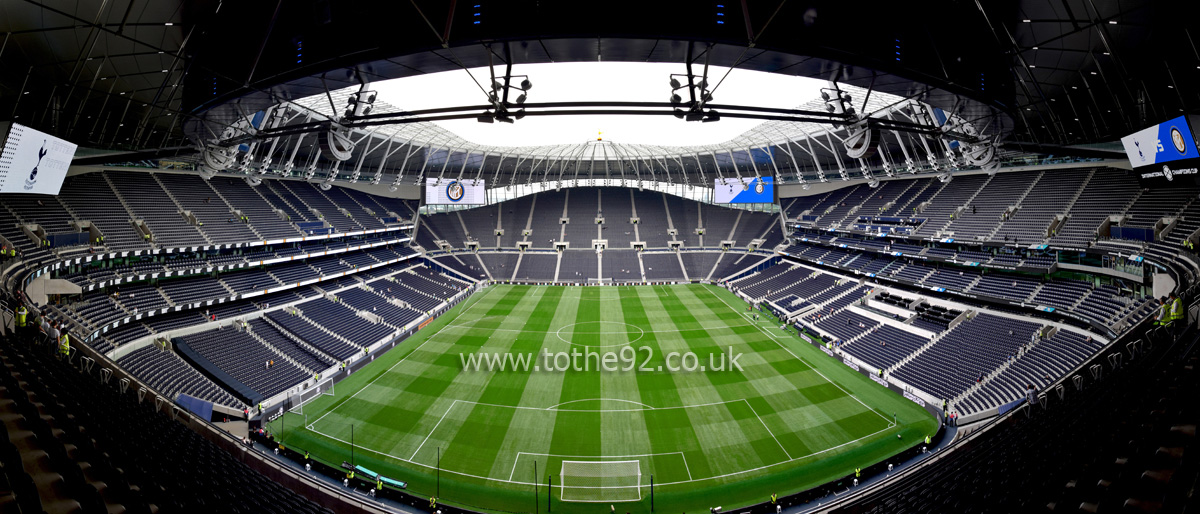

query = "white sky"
372;62;826;147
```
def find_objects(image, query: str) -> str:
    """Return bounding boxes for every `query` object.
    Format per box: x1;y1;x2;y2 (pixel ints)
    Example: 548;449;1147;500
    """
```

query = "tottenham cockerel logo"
23;140;48;191
446;180;465;202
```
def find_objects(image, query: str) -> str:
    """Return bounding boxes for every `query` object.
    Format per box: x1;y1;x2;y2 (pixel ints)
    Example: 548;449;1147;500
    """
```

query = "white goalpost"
559;460;642;502
289;377;335;417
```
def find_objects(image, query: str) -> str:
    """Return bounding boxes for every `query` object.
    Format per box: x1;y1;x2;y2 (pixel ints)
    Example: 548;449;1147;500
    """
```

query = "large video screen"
714;176;774;204
0;122;78;195
425;178;486;205
1122;115;1199;168
1123;115;1200;187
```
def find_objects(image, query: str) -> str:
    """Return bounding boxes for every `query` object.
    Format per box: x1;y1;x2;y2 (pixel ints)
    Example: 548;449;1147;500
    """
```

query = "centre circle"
554;321;645;347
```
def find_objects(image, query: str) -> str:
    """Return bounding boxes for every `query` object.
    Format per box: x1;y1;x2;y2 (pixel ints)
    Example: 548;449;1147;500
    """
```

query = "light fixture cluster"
478;75;532;123
669;73;721;123
820;87;856;125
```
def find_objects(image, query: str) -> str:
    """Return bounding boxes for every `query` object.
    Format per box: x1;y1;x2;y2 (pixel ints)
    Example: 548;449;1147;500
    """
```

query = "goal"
289;377;335;416
559;460;642;502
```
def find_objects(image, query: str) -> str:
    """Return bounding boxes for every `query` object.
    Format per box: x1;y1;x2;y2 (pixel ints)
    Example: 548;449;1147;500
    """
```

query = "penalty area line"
306;285;501;430
700;285;894;426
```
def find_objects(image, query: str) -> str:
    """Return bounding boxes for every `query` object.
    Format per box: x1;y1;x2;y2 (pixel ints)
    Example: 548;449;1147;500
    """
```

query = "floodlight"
673;109;686;119
670;77;682;89
513;109;526;120
702;110;721;122
515;93;527;105
670;93;682;104
520;78;532;90
477;112;495;123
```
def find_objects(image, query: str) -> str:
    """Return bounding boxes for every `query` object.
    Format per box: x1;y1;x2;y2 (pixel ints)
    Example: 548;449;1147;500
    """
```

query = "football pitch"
272;283;937;513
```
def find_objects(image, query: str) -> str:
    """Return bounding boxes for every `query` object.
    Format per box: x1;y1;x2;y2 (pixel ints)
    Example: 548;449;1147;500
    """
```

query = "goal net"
560;460;642;502
289;377;335;416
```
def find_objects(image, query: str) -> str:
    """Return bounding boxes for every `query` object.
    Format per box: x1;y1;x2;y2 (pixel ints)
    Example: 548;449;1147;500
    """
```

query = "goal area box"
289;377;334;416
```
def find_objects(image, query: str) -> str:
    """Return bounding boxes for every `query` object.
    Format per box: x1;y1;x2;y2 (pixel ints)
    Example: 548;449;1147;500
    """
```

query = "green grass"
270;284;936;513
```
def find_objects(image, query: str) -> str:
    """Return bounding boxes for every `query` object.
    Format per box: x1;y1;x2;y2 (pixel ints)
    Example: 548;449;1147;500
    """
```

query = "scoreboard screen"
425;178;486;205
1122;115;1200;187
0;122;78;195
714;176;774;204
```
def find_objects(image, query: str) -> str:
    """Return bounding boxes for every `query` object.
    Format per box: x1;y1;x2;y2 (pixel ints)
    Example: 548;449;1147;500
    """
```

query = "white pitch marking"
700;285;894;425
307;285;501;429
299;284;905;491
742;398;792;460
410;399;459;460
545;398;655;410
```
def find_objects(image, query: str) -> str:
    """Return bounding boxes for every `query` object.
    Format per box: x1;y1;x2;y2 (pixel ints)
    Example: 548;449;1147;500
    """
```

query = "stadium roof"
288;65;908;158
1;0;1191;184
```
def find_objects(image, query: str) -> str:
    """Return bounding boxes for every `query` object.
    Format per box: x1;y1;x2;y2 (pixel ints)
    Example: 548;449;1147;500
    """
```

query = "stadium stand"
0;339;335;514
177;328;310;400
6;4;1200;513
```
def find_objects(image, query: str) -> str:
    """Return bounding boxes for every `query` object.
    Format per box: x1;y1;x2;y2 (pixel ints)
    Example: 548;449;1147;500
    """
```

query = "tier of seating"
641;252;684;280
992;168;1091;242
782;237;1156;330
0;171;417;256
30;255;465;408
956;329;1104;414
117;345;247;408
814;310;880;343
891;313;1042;401
602;250;642;280
265;310;362;361
178;329;309;399
942;171;1041;240
1050;169;1141;246
249;318;336;371
832;339;1197;514
432;254;488;280
844;324;929;371
786;167;1200;253
418;186;782;252
558;250;598;281
336;287;422;328
295;298;394;347
0;339;334;514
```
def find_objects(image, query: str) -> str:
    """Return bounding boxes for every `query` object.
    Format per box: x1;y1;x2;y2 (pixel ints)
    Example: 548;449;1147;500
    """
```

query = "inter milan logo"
1171;127;1187;154
754;181;765;195
1164;165;1174;182
446;180;465;202
23;140;48;191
